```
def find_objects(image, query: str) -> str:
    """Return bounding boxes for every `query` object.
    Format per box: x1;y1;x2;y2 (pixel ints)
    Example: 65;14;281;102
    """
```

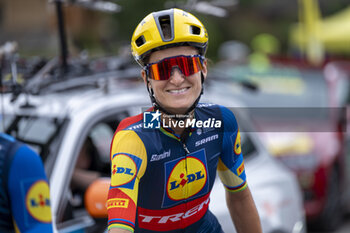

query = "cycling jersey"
0;133;53;233
107;104;247;232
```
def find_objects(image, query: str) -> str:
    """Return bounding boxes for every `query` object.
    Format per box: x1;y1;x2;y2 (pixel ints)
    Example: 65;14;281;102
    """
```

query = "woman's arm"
109;229;133;233
226;186;262;233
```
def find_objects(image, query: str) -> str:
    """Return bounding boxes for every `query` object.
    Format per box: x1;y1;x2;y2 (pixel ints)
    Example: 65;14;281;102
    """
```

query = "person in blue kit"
0;133;53;232
107;8;262;233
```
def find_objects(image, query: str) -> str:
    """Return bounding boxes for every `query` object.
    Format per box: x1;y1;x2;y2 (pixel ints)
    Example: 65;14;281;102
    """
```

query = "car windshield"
211;65;329;108
0;114;67;164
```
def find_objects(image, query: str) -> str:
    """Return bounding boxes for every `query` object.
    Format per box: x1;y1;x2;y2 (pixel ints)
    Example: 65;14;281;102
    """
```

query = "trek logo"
162;149;209;208
140;198;209;224
26;180;52;223
143;110;161;129
107;198;129;209
195;134;219;147
111;153;142;189
138;194;210;231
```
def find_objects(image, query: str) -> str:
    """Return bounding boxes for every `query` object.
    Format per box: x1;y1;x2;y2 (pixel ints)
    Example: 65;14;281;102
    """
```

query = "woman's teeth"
168;88;188;94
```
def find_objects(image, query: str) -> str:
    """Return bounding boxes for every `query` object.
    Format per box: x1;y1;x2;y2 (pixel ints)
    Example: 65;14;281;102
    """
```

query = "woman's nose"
169;67;185;85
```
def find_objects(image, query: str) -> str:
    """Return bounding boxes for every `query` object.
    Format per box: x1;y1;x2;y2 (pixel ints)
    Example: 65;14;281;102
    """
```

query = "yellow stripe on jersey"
110;130;147;206
108;223;134;232
217;158;244;188
13;219;19;233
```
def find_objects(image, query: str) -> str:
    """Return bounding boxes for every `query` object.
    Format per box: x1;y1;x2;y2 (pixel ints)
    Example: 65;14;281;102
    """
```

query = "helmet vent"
135;35;146;47
191;26;201;35
158;15;172;39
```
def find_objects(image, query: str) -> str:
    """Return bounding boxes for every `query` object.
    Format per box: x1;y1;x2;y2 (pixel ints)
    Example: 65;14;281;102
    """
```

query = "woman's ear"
141;69;152;91
141;69;148;85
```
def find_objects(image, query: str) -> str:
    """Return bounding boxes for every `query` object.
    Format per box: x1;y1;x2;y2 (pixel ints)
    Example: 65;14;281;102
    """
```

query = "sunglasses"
144;55;204;81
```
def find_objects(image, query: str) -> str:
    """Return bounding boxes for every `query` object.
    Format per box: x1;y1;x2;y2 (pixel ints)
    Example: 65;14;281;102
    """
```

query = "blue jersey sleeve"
7;145;53;233
217;106;247;192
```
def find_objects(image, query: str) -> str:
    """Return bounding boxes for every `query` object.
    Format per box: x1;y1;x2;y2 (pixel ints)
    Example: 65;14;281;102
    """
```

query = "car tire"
312;168;342;232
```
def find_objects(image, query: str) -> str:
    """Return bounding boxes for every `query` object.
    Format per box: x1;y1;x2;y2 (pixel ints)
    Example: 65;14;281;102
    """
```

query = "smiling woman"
141;46;207;116
107;8;262;233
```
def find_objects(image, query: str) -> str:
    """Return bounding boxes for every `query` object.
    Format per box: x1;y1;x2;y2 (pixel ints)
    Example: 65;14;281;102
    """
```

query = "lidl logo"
143;110;161;129
169;171;205;191
113;166;134;176
26;180;52;223
163;149;209;208
107;198;129;209
111;153;142;189
234;130;241;155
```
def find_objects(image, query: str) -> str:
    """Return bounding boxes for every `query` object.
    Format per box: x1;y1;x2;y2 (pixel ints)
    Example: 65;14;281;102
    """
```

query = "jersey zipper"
178;127;192;232
182;143;190;154
180;140;189;233
182;142;189;200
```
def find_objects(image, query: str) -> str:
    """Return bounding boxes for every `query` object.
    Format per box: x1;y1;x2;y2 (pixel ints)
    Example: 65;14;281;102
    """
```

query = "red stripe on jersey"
107;188;137;228
137;193;210;231
117;114;141;132
109;107;153;161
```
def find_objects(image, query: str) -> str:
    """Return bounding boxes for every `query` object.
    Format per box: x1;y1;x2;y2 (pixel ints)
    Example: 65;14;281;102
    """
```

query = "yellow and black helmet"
131;8;208;66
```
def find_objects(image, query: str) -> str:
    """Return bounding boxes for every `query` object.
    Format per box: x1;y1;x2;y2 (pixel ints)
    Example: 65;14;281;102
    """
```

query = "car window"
241;132;257;160
335;77;350;106
1;114;66;163
0;114;14;132
233;112;258;160
89;123;114;163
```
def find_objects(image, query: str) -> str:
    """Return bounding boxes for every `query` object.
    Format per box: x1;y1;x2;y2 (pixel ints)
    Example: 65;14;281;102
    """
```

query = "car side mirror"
84;177;110;218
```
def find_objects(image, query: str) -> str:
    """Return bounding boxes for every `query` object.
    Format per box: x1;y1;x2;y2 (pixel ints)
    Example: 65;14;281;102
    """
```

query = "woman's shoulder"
196;103;232;115
196;103;238;126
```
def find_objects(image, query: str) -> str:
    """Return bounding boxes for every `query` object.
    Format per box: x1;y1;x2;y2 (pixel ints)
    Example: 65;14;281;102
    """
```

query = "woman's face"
141;46;207;114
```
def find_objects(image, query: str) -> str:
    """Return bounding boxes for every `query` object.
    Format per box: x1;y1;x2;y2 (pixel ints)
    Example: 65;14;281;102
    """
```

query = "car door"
55;109;132;233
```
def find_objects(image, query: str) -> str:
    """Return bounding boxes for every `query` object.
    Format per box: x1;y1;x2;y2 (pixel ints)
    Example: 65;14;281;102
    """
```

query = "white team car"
0;67;306;233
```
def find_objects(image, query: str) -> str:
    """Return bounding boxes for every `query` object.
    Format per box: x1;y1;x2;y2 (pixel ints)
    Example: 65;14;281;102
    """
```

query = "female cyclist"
107;8;262;233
